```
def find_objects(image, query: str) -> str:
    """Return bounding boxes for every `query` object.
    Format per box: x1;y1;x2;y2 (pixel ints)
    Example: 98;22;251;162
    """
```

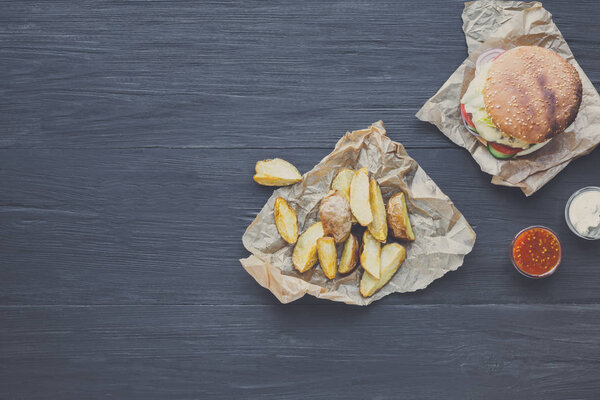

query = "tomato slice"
460;103;475;129
488;142;523;155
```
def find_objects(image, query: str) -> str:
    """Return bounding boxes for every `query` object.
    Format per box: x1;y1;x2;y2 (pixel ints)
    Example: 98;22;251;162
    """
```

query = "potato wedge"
317;237;337;279
360;230;381;279
387;192;415;241
331;168;354;199
274;197;298;244
360;243;406;297
319;190;352;243
338;234;359;274
254;158;302;186
292;222;324;273
367;178;387;242
331;168;357;224
350;167;373;226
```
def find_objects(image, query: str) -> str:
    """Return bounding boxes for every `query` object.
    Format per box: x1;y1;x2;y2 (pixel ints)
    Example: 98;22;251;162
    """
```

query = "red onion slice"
475;48;505;71
461;111;481;138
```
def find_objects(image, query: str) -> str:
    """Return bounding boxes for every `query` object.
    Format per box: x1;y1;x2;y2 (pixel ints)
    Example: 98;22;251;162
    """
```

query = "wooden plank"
1;304;599;399
1;147;599;306
2;1;600;398
1;0;599;150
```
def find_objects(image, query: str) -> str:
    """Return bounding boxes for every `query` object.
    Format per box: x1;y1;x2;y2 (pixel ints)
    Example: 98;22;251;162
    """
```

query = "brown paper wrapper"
417;0;600;196
240;121;476;305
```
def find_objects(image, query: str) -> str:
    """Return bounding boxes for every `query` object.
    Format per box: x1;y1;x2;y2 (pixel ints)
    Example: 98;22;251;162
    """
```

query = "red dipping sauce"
510;226;562;278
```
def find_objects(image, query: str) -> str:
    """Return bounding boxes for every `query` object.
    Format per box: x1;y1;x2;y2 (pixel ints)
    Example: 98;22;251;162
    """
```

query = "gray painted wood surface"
1;1;600;399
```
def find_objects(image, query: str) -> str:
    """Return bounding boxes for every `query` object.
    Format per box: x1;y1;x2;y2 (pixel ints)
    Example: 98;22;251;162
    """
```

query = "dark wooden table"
2;1;600;398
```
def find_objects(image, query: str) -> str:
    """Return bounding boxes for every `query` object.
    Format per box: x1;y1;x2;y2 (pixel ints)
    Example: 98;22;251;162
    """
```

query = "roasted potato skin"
317;236;337;279
338;234;359;274
360;243;406;297
292;222;325;273
367;178;387;242
331;168;357;224
319;190;352;243
386;192;415;241
254;158;302;186
350;167;373;226
274;197;298;244
360;230;381;279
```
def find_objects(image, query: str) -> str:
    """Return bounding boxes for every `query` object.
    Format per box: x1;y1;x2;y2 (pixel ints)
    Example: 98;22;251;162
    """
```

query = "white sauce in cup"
566;187;600;239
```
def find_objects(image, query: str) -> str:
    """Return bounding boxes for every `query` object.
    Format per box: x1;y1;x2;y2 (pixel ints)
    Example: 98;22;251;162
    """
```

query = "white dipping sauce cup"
565;186;600;240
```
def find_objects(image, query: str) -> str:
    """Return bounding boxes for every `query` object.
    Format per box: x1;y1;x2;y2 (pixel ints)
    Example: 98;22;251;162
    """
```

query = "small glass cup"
565;186;600;240
510;225;562;279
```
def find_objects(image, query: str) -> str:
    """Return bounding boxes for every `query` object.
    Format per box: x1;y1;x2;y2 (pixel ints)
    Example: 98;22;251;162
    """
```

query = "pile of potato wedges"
255;159;415;297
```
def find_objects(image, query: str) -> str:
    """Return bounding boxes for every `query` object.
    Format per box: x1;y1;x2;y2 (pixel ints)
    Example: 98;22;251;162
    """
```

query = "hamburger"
460;46;582;159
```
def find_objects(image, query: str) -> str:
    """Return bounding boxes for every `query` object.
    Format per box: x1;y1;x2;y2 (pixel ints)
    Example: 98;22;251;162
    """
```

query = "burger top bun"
483;46;582;144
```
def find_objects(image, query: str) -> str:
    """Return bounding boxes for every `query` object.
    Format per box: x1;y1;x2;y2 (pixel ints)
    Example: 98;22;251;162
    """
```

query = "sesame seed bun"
483;46;582;144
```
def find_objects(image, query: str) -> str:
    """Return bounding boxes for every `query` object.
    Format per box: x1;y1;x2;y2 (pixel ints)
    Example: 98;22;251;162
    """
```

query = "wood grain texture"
2;1;600;398
1;0;599;150
2;147;600;306
1;304;599;400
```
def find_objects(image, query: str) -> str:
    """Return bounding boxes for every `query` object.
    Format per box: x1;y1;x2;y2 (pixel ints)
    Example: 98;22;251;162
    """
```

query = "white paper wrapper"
240;121;476;305
417;0;600;196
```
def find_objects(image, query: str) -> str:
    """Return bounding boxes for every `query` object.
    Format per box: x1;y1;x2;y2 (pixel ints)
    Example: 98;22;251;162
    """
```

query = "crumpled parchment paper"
240;121;476;305
417;0;600;196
